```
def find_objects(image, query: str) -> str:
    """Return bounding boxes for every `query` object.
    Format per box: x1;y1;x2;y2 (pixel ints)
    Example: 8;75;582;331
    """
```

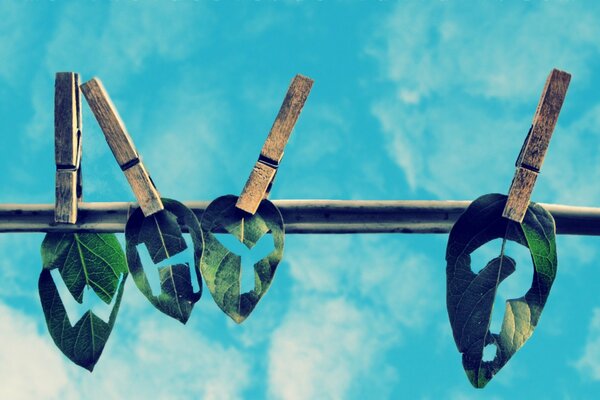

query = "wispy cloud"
268;296;399;400
367;1;600;200
0;301;71;400
44;2;212;80
0;3;47;86
71;318;251;400
267;235;441;398
0;296;252;399
574;308;600;380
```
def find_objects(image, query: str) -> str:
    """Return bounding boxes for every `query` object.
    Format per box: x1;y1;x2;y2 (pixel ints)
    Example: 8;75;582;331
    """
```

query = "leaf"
125;198;203;323
39;233;127;371
200;195;284;323
446;193;557;388
41;232;127;303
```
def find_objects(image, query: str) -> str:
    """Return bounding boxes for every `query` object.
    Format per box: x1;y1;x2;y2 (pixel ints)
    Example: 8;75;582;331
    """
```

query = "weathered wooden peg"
80;78;164;217
55;72;83;224
502;68;571;223
236;74;314;214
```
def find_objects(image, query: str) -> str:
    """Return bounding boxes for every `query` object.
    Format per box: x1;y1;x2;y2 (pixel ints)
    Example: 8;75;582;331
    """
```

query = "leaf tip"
231;314;246;324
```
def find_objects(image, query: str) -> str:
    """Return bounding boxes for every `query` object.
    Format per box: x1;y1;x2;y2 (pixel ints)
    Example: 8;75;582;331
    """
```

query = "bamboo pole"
1;200;600;235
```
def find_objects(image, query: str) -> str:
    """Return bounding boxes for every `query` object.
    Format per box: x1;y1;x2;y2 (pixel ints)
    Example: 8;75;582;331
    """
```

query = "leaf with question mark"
446;193;557;388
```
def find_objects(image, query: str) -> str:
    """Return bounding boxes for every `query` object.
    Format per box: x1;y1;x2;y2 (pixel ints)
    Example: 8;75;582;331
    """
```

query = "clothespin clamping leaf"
80;78;203;324
201;74;313;323
445;69;570;388
39;72;128;371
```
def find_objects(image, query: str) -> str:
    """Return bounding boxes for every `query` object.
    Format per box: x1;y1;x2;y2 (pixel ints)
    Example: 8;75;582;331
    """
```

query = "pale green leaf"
200;195;284;323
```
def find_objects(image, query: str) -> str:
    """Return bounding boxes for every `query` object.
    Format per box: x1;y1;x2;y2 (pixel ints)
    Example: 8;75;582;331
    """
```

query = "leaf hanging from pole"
125;198;203;324
446;193;557;388
200;195;284;323
39;232;128;371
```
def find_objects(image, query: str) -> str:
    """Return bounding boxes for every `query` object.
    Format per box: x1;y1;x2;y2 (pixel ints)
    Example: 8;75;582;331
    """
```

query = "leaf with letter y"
39;232;128;371
200;195;284;323
446;193;557;388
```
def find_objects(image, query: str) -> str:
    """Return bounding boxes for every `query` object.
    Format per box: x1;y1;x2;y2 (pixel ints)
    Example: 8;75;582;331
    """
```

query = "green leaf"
41;232;127;303
125;198;203;324
39;233;127;371
446;193;557;388
200;195;284;323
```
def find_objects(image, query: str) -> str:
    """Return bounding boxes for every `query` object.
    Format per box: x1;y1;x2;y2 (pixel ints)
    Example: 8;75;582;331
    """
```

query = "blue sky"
1;0;600;399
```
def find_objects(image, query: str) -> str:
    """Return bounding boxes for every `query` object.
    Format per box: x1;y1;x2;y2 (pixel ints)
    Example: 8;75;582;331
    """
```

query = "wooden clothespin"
502;69;571;222
55;72;82;224
236;74;314;214
80;78;164;217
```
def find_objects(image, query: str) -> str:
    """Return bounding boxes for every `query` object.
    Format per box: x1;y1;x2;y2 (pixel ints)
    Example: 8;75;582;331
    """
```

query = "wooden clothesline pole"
0;200;600;235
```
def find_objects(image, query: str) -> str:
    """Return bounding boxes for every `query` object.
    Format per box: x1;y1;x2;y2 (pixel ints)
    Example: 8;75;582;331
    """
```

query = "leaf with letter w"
39;232;127;371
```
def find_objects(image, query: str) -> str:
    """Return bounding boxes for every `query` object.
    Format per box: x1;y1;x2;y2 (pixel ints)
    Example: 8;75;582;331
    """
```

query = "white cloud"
367;1;600;200
267;236;441;399
0;295;252;400
71;318;251;400
0;302;71;400
368;2;600;103
0;233;251;400
22;2;212;144
542;105;600;205
141;80;234;200
575;308;600;380
268;297;398;400
44;2;211;81
285;236;440;325
356;237;438;328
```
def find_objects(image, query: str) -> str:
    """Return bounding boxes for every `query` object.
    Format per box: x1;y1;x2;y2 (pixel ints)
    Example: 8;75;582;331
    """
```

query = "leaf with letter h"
125;198;204;324
39;233;127;371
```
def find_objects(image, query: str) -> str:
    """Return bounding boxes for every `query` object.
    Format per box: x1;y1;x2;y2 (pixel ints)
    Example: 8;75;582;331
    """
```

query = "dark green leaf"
41;232;127;303
200;195;284;323
138;208;187;264
446;193;557;388
125;198;203;324
39;233;127;371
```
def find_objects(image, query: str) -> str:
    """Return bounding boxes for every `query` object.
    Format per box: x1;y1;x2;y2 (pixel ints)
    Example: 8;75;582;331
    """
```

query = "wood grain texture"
81;77;163;216
80;78;138;165
54;72;82;224
236;162;277;214
518;69;571;171
504;69;571;223
261;74;313;163
55;170;78;224
502;167;538;222
123;163;164;216
55;73;80;167
236;74;313;214
2;200;600;235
